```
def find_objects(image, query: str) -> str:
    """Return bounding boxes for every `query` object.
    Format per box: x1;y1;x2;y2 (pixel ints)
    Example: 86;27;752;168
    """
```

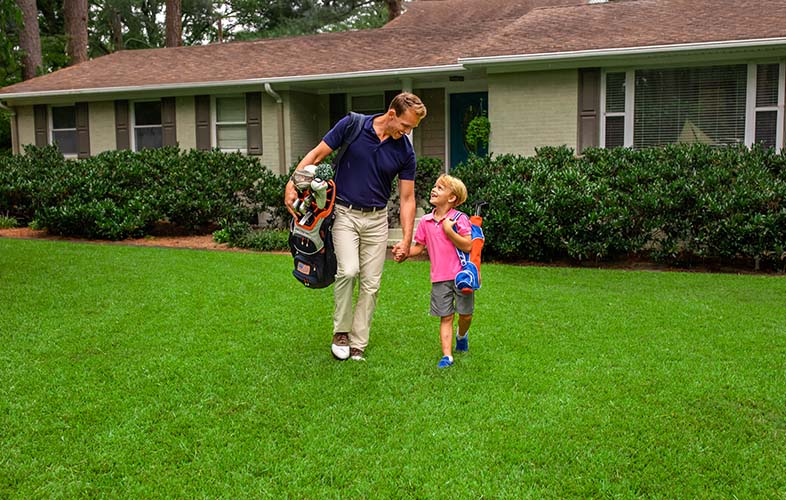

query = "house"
1;0;785;175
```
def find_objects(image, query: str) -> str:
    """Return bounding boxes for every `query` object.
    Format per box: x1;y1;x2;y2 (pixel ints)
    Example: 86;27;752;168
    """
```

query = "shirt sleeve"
456;213;472;237
322;114;351;151
398;143;417;181
414;219;427;246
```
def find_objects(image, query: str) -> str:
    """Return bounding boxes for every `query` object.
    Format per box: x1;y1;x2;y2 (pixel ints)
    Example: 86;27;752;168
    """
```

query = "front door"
449;92;488;168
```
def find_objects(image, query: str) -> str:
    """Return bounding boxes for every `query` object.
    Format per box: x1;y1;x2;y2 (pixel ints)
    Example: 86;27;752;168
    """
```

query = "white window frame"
49;104;78;158
745;61;785;151
599;69;634;148
130;100;163;152
211;95;247;153
602;63;785;151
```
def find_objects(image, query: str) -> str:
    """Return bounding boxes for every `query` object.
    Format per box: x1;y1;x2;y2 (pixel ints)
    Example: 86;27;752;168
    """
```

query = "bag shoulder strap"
333;112;366;169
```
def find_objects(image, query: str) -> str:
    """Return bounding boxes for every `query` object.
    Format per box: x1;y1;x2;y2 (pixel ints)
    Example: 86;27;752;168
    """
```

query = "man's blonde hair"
390;92;427;119
437;174;468;207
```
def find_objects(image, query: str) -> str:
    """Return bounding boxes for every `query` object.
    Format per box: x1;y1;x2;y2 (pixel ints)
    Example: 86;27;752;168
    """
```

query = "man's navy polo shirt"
323;113;417;208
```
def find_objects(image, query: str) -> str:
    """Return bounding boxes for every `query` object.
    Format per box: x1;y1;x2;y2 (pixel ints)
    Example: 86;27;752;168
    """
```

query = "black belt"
335;199;386;213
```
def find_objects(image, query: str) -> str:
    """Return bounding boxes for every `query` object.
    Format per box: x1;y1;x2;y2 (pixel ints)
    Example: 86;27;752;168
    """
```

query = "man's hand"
284;180;299;217
391;241;410;262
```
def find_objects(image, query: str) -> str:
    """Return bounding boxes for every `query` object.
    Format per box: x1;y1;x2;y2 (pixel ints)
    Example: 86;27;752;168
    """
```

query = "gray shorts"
430;280;475;317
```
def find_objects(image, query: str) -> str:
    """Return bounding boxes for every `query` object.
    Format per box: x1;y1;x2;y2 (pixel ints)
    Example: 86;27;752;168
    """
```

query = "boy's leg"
458;314;472;336
455;288;475;352
440;315;454;357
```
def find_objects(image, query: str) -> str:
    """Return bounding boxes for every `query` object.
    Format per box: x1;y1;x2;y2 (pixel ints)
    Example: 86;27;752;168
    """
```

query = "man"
284;92;427;361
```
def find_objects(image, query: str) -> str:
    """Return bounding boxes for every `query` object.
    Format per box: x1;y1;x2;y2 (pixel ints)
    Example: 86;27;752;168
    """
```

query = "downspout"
0;101;19;155
264;83;287;173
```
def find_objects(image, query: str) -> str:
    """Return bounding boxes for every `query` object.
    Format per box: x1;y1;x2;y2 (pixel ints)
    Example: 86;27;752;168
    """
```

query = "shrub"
233;228;290;251
453;144;786;269
0;214;16;228
0;146;283;240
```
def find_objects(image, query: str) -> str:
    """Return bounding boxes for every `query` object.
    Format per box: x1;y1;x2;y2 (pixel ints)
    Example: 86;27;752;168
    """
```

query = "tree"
64;0;89;64
14;0;42;80
384;0;401;22
165;0;182;47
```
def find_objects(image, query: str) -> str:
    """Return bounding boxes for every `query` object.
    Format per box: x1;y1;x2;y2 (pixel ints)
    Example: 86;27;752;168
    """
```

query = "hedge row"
0;145;284;240
452;144;786;269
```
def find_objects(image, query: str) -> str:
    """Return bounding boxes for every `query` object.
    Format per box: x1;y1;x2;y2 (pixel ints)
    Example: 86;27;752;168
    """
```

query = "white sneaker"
331;333;350;360
350;347;365;361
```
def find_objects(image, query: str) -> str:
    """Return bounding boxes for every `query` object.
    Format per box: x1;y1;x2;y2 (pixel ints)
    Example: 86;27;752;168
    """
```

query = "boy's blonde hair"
437;174;468;207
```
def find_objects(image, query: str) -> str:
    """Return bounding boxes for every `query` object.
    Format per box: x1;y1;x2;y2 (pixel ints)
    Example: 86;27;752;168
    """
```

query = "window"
51;105;77;155
604;72;626;148
601;63;783;150
351;94;385;115
634;65;747;148
215;96;246;151
133;101;162;150
753;63;780;149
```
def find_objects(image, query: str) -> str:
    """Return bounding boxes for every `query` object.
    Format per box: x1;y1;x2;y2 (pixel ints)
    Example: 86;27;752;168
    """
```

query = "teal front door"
449;92;488;168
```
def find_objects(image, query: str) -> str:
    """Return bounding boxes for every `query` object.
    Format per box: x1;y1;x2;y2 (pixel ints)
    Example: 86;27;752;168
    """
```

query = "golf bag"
289;178;337;288
453;202;487;294
287;113;365;288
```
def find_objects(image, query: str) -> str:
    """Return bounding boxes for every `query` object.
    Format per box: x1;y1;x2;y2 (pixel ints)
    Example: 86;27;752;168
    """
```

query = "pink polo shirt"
414;208;472;283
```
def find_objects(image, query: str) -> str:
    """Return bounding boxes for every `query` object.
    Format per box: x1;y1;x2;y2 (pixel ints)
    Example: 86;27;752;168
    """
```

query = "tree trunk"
385;0;402;22
64;0;88;65
15;0;42;80
110;9;124;51
165;0;182;47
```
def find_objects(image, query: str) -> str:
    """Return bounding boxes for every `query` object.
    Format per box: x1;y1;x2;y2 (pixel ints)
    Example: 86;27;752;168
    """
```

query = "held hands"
391;241;410;262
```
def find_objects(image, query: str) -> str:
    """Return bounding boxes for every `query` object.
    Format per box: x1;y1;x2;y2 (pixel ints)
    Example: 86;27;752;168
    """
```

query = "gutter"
0;101;19;154
0;64;466;101
264;83;287;173
458;37;786;67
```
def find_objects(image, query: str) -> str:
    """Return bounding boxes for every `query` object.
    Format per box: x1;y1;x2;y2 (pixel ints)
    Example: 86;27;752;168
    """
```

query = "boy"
402;174;474;368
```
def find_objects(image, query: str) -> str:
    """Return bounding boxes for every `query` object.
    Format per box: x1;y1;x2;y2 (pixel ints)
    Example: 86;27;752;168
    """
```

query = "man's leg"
332;206;360;359
350;209;388;353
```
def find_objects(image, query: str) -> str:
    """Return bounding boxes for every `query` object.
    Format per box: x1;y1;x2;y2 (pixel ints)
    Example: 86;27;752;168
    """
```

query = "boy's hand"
391;242;409;262
441;217;457;234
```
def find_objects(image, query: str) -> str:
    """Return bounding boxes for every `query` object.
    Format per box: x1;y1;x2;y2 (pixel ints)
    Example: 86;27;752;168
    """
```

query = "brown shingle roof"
471;0;786;58
2;0;785;97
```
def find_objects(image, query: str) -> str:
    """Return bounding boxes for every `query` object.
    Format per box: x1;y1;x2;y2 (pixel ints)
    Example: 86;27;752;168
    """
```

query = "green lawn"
1;238;785;499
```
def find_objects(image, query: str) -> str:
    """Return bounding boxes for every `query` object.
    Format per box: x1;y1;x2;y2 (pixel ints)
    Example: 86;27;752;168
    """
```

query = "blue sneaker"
455;332;469;352
437;356;454;368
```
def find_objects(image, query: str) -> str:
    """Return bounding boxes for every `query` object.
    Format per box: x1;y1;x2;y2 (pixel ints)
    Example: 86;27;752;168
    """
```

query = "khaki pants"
332;205;389;351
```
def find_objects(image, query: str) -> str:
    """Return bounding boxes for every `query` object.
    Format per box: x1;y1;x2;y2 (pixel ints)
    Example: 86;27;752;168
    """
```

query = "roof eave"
0;64;465;102
458;37;786;69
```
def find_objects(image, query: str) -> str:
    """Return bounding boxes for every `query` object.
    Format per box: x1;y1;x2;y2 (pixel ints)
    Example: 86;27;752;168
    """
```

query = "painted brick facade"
489;70;578;157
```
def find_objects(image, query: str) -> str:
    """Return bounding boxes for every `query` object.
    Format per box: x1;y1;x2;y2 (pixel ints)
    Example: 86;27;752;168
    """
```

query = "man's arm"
284;141;334;216
392;179;416;262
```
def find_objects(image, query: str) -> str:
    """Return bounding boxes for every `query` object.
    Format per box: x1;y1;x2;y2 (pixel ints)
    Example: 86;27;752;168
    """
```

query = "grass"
1;238;785;499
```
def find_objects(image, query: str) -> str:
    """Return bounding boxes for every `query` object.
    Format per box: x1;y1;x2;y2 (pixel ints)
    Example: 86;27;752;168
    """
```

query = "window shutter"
75;102;90;158
246;91;262;155
115;100;130;150
578;68;600;152
161;97;177;147
195;95;211;150
34;104;48;147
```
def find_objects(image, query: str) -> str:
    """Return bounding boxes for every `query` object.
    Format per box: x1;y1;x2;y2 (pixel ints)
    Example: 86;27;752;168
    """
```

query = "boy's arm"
442;219;472;253
408;243;426;257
